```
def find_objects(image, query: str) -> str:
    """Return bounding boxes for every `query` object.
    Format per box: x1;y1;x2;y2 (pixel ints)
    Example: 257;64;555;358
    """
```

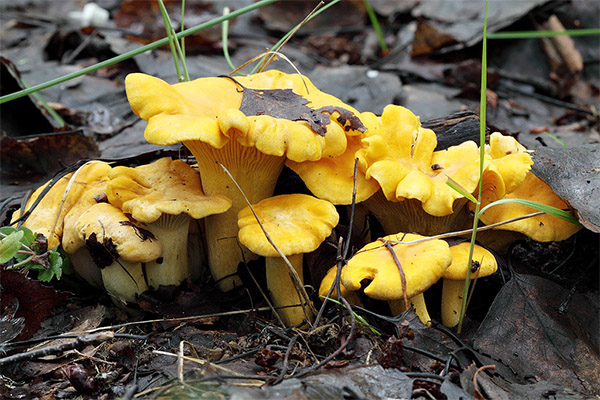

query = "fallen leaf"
227;77;366;137
531;145;600;232
472;273;600;395
0;270;71;341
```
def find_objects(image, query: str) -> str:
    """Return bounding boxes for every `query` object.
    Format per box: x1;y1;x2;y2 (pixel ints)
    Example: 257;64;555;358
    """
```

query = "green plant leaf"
478;198;581;226
19;226;36;245
0;230;24;263
0;226;17;235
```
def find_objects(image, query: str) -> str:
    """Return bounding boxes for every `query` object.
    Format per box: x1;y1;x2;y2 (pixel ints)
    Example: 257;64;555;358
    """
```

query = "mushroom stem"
389;294;432;326
144;214;191;289
101;260;149;303
441;278;467;328
70;248;104;289
266;254;313;327
186;139;284;291
364;191;471;236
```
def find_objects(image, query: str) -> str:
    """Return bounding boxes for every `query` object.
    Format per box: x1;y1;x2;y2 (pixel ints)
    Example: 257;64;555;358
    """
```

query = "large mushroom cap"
341;233;452;300
75;202;161;265
237;194;339;257
106;158;232;222
125;70;366;162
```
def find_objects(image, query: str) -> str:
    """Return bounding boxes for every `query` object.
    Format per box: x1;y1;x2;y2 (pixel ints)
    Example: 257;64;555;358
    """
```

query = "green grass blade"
445;177;479;204
457;0;487;334
221;6;237;72
251;0;341;74
478;198;581;226
363;0;388;54
321;296;381;335
158;0;182;81
180;0;186;67
22;80;65;128
542;132;568;148
0;0;278;104
488;28;600;39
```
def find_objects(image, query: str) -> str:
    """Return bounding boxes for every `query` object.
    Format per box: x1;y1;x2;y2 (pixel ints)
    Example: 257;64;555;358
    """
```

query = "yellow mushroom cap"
486;132;533;193
13;161;112;249
125;70;365;162
356;105;484;216
75;202;162;264
106;158;232;223
286;111;382;205
319;266;352;298
357;105;437;201
341;233;452;300
237;194;339;257
443;242;498;280
478;172;581;242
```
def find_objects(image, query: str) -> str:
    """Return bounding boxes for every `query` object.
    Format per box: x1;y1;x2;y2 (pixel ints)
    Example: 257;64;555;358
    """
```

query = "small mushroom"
476;171;581;242
318;266;362;307
341;233;452;325
126;70;365;291
106;158;232;289
238;194;339;327
13;161;112;249
440;242;498;328
75;202;162;303
12;161;113;288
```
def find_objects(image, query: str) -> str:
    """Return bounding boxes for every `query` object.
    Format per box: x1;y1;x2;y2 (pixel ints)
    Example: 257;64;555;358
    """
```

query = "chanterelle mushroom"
125;70;365;291
476;171;581;242
441;242;498;328
238;194;339;327
106;158;231;289
75;202;162;303
341;233;453;325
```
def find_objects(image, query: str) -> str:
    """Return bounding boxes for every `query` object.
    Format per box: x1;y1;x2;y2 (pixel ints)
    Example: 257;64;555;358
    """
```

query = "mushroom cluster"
11;69;582;327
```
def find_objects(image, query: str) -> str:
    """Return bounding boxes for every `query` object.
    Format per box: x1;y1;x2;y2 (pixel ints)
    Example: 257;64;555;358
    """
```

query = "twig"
473;364;496;399
85;308;271;334
273;335;299;385
294;296;356;378
382;236;409;309
0;332;114;366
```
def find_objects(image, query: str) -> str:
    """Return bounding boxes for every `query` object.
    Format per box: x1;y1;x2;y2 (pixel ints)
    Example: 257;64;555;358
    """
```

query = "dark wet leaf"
229;365;414;400
0;270;70;341
0;57;60;136
0;298;25;349
472;273;600;395
113;0;222;54
85;233;119;269
0;130;99;182
226;76;366;137
258;0;366;33
531;145;600;232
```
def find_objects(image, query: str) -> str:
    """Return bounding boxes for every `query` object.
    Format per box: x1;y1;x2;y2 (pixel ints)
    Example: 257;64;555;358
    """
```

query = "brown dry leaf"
232;78;366;136
472;273;600;395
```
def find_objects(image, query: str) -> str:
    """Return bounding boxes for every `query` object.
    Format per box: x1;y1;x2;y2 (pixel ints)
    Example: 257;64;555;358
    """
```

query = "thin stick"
85;308;271;334
0;332;114;366
382;237;409;309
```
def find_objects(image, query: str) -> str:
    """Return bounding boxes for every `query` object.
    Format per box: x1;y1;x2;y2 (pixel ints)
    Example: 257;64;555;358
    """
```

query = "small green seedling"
0;226;67;282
